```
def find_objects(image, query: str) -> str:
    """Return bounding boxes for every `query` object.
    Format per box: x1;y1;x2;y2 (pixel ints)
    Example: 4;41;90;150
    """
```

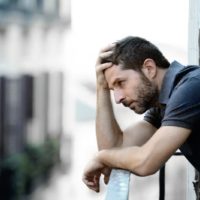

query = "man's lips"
122;102;129;107
122;101;136;108
129;102;136;110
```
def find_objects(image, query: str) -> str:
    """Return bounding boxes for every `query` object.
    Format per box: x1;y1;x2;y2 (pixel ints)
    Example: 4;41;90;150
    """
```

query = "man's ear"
141;58;157;80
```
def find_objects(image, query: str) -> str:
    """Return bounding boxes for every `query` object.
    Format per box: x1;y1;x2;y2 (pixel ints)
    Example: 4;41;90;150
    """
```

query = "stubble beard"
134;76;159;114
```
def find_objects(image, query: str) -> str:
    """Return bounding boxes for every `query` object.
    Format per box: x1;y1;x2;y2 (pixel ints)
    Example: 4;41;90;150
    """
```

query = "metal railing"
159;152;183;200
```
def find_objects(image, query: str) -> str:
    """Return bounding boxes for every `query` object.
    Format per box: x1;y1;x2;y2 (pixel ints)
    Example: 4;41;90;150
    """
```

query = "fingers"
99;51;113;64
104;174;109;185
94;175;100;192
96;62;112;73
82;174;100;193
95;43;116;89
96;43;116;65
102;167;111;184
95;60;112;89
82;160;109;193
100;43;116;53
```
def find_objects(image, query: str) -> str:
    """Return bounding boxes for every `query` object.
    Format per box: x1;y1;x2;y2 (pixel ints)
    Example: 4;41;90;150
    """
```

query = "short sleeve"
144;107;162;129
162;77;200;129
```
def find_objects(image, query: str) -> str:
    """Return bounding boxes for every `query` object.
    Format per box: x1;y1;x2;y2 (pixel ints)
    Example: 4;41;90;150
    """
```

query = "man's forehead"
104;65;120;85
104;64;122;76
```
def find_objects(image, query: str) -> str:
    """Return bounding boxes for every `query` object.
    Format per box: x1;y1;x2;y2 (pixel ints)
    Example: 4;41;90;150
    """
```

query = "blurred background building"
0;0;199;200
0;0;72;199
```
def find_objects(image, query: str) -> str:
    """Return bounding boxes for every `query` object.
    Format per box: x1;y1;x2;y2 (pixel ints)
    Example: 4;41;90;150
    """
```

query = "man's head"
103;36;169;114
102;36;170;72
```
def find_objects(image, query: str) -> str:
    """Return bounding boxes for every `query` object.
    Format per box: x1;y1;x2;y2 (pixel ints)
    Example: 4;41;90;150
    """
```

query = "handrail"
105;169;131;200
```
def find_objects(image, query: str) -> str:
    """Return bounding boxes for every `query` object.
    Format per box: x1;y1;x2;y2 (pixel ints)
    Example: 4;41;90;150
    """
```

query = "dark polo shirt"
144;61;200;172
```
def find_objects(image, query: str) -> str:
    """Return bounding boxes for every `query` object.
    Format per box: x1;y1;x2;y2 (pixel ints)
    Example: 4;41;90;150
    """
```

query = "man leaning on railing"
82;36;200;199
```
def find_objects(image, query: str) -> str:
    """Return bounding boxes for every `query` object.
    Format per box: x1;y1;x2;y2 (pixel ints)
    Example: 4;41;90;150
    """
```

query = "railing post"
193;170;200;200
159;165;165;200
105;169;131;200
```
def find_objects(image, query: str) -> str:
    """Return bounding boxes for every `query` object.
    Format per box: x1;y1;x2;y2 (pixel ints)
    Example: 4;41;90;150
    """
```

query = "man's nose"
114;90;125;104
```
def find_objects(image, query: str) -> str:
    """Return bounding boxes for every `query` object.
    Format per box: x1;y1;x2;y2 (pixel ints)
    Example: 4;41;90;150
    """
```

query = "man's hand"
96;43;115;89
82;157;111;192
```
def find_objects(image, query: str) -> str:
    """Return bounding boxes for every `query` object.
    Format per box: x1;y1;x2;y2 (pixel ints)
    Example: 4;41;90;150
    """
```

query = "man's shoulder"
174;64;200;88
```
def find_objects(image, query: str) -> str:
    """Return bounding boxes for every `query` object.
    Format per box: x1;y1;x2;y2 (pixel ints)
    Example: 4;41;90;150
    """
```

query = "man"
82;36;200;193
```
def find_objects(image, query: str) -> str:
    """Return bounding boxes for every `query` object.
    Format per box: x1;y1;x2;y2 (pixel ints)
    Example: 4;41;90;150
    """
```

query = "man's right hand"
82;155;111;192
96;43;116;89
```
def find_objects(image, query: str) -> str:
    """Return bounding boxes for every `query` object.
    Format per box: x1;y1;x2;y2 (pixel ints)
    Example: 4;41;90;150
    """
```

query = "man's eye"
118;80;125;86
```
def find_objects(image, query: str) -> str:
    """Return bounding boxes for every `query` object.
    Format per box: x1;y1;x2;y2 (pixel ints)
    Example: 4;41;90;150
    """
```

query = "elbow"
133;166;158;177
129;157;159;177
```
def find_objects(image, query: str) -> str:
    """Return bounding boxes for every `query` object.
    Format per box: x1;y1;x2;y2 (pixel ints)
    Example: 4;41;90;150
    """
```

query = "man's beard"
134;75;159;114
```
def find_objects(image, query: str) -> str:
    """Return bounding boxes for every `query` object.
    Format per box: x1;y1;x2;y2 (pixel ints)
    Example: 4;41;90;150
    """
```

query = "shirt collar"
159;60;185;104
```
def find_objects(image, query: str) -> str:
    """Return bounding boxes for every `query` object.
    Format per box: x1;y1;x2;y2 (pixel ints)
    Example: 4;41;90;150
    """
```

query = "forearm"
82;126;190;192
122;120;157;147
97;146;146;176
96;126;190;177
96;87;123;150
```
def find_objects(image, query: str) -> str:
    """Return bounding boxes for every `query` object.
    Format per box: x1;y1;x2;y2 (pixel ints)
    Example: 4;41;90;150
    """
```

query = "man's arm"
95;43;123;150
98;126;190;175
122;120;157;147
83;126;191;191
96;87;123;149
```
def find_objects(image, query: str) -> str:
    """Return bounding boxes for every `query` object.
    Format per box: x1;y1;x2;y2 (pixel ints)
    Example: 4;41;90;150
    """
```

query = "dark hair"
104;36;170;72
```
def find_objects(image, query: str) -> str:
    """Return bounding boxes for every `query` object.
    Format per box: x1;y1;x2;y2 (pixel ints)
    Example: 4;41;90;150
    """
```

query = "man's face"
104;64;159;114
